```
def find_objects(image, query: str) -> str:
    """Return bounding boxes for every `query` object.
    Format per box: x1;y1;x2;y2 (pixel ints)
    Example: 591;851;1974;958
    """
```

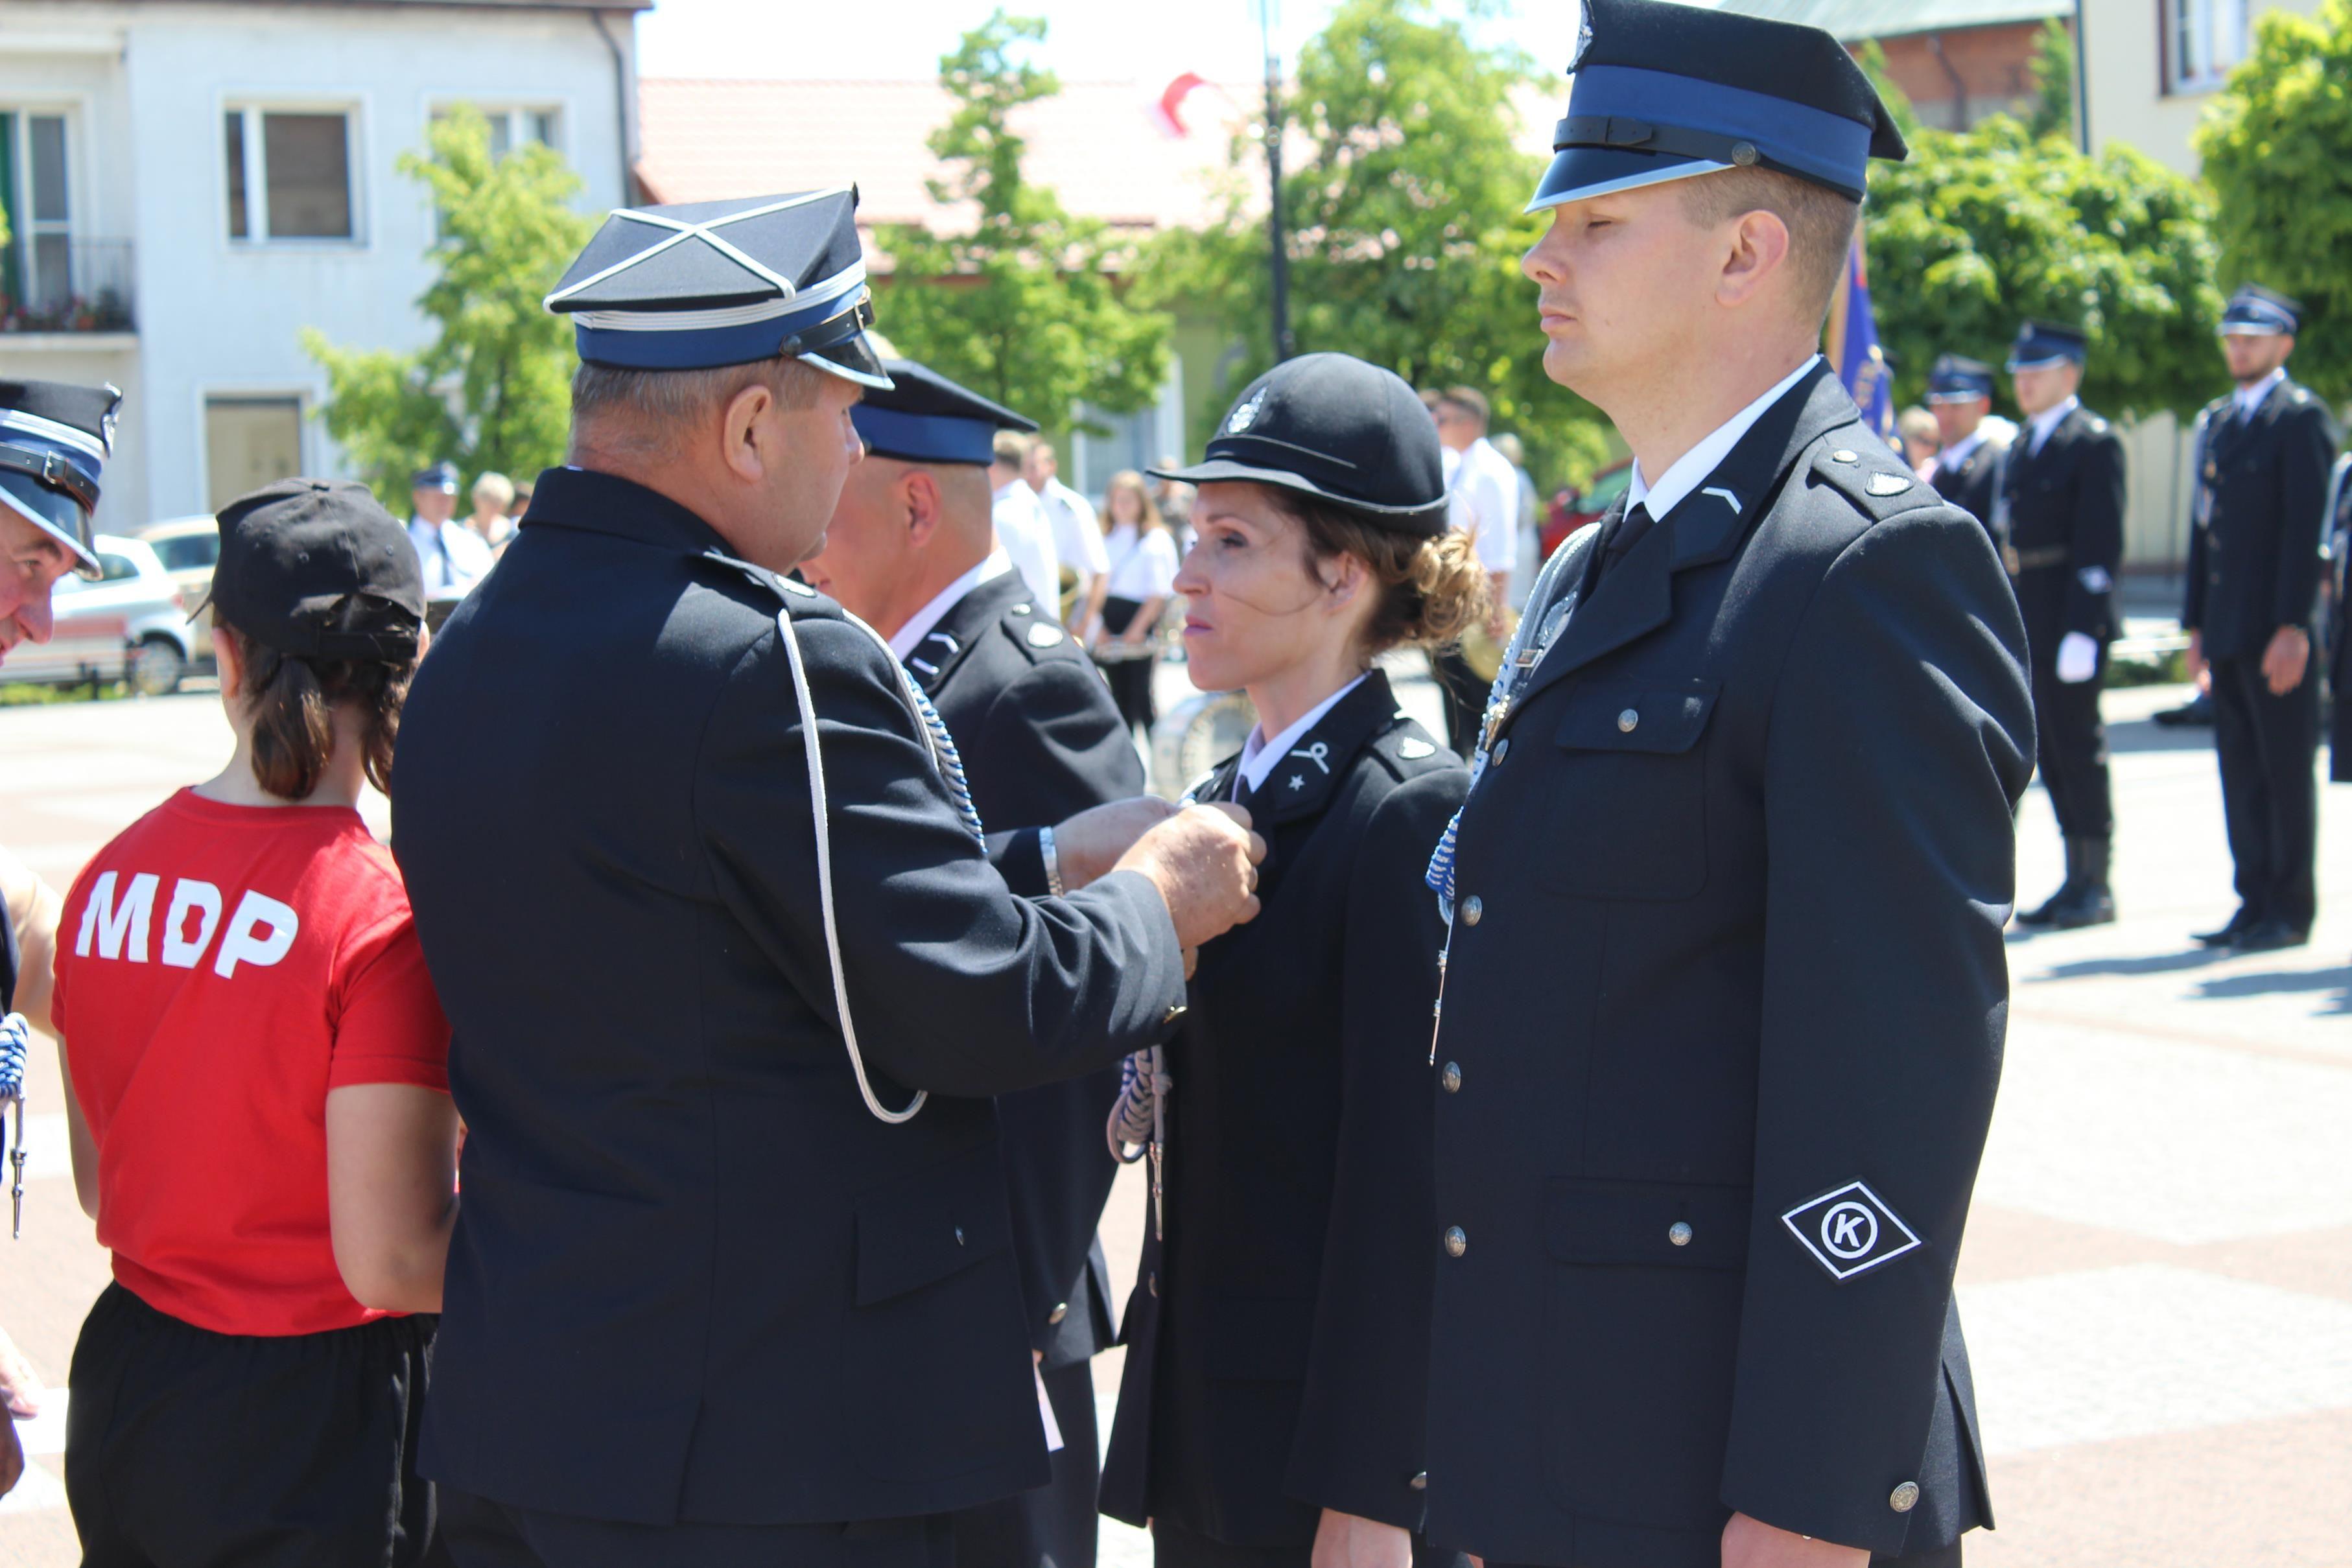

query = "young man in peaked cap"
1999;320;2126;930
2181;284;2340;952
1921;357;2009;539
1421;3;2032;1565
802;358;1145;1568
392;188;1264;1568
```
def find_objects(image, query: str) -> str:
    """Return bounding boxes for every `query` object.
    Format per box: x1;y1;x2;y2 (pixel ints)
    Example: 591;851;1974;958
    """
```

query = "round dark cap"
206;479;427;661
1150;353;1450;534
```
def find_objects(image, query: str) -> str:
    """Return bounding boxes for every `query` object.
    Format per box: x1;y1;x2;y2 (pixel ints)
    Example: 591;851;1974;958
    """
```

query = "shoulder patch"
1866;472;1912;497
1810;446;1946;522
1398;736;1437;760
1026;620;1065;649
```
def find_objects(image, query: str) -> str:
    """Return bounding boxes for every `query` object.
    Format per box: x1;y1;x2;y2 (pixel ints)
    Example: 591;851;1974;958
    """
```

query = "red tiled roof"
636;77;1266;236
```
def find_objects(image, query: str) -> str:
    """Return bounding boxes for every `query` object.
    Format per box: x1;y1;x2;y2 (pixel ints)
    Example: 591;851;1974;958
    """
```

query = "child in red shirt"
52;479;456;1567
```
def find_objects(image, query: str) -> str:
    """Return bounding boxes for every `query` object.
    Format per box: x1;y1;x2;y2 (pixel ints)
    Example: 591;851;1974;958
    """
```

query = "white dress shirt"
887;552;1012;661
408;516;493;596
1627;357;1823;521
991;480;1062;610
1447;436;1520;574
1236;675;1367;797
1035;478;1110;579
2025;395;2078;458
2232;366;2285;421
1101;523;1180;602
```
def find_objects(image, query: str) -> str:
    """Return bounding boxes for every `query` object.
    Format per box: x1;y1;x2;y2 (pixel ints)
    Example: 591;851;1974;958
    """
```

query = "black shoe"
2151;693;2215;728
2229;919;2310;954
2193;909;2259;947
2017;841;2082;927
2048;885;2117;929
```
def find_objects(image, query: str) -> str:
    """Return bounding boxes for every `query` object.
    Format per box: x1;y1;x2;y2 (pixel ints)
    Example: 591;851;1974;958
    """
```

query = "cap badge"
1227;388;1268;434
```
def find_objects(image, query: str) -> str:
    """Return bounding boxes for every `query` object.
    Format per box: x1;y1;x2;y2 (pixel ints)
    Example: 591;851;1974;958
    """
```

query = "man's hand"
2183;627;2205;688
1052;797;1179;891
1722;1512;1866;1568
1311;1509;1413;1568
2261;624;2310;697
1114;802;1265;950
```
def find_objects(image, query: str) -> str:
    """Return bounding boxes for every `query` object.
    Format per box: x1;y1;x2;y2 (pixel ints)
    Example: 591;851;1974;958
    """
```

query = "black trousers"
1155;1517;1466;1568
2029;656;2112;841
1487;1543;1958;1568
440;1489;955;1568
1096;598;1158;736
65;1281;445;1568
1428;646;1487;758
2209;654;2321;930
950;1358;1101;1568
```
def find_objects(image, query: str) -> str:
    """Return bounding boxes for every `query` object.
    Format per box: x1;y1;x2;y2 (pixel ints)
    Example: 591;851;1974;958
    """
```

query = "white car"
1;534;198;696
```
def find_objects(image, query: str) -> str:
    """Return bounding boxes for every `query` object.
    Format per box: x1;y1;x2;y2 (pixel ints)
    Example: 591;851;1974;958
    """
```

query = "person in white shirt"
1428;386;1520;751
989;431;1062;612
1088;471;1182;736
1024;439;1112;627
406;462;493;599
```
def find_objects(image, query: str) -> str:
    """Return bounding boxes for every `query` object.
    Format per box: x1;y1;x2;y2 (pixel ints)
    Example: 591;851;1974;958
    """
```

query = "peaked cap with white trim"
546;187;891;388
1529;0;1907;213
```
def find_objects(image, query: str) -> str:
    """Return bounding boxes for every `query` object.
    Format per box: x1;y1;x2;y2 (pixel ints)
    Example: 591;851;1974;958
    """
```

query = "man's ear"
902;468;944;549
720;381;775;483
1717;208;1793;310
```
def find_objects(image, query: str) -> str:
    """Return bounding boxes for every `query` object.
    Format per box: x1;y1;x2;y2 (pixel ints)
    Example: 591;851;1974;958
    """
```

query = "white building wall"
0;1;635;528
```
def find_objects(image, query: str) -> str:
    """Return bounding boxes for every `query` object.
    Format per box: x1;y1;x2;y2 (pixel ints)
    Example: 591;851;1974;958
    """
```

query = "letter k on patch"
1781;1180;1923;1281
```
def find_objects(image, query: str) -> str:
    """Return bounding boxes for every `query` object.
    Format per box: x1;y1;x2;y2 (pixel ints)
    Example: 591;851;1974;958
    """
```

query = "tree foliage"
2027;19;2076;143
305;106;591;510
2195;0;2352;402
1142;0;1609;490
871;12;1171;433
1865;116;2220;420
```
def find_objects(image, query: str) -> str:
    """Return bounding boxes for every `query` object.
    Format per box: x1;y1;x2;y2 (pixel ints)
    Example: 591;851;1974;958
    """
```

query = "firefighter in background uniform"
2180;285;2338;954
2000;320;2125;930
1922;356;2008;538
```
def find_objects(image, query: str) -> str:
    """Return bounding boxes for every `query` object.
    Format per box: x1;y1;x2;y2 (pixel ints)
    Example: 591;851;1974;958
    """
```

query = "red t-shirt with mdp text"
53;789;451;1337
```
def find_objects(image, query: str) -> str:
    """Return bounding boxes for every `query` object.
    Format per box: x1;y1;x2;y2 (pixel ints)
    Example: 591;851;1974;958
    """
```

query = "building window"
204;395;304;512
0;111;74;318
224;106;357;241
2166;0;2249;93
431;104;562;159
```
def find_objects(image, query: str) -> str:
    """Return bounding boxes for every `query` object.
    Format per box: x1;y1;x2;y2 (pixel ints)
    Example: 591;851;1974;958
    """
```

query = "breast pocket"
1538;678;1719;902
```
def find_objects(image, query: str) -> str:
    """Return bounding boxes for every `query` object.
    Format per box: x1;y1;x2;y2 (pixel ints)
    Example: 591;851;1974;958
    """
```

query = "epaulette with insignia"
1812;442;1943;521
998;598;1071;661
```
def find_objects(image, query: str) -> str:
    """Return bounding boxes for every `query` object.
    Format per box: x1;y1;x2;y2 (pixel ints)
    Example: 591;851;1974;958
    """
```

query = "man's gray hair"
569;356;828;460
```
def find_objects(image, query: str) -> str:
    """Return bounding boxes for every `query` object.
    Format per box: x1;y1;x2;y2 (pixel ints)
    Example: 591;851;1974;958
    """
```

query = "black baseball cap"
204;480;427;661
1150;353;1451;535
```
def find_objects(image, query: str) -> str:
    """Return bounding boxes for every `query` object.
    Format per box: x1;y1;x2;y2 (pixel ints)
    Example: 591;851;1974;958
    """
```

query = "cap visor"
1147;458;1449;533
2219;323;2288;337
1924;391;1990;404
2004;354;2076;372
0;473;102;579
1526;146;1727;215
802;331;895;391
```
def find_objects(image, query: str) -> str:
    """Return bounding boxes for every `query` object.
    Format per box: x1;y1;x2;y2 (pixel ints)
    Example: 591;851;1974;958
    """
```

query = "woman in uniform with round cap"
1099;352;1483;1568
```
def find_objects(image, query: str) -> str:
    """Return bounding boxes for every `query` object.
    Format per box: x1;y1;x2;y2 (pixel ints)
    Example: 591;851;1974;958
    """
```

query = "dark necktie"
1595;502;1654;584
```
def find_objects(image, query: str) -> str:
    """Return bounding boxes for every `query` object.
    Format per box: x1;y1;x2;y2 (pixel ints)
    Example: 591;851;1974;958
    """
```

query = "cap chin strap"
0;441;99;512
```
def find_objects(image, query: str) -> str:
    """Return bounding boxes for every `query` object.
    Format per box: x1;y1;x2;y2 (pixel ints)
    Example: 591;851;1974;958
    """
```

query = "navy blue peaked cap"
0;378;119;579
2007;320;2089;371
546;187;891;388
1529;0;1908;213
1149;353;1451;534
412;460;459;493
2220;284;2301;336
1925;355;1996;403
852;360;1037;467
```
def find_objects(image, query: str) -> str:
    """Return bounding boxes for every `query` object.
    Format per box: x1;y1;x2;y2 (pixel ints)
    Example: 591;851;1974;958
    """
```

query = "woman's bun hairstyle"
1270;491;1492;657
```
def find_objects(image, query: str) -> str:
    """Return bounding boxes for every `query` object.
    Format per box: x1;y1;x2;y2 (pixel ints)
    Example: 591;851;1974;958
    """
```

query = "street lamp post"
1262;0;1295;361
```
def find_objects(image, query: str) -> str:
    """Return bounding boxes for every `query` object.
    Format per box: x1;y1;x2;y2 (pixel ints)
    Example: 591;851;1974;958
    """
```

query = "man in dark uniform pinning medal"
1921;357;2009;539
799;357;1146;1568
390;188;1265;1568
2181;285;2338;953
1420;3;2034;1566
1998;320;2126;930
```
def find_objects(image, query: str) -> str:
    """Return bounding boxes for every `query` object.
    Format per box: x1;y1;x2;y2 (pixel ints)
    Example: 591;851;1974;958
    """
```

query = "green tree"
2195;0;2352;401
2026;19;2076;143
305;106;591;510
872;12;1171;433
1865;116;2220;419
1142;0;1608;491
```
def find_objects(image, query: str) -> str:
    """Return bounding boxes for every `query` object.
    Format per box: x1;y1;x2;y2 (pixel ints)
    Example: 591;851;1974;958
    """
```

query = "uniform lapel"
1248;670;1400;827
1513;365;1856;711
902;570;1026;695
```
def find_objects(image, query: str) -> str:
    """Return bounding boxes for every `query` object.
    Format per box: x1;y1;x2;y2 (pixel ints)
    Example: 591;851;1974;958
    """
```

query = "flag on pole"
1824;229;1894;443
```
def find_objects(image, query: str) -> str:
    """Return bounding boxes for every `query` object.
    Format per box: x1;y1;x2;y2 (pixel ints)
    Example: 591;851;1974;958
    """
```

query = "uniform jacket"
1928;430;2006;538
391;466;1187;1530
907;566;1140;1370
1422;366;2033;1568
1998;404;2124;656
1100;672;1466;1547
2329;453;2352;782
2184;376;2339;661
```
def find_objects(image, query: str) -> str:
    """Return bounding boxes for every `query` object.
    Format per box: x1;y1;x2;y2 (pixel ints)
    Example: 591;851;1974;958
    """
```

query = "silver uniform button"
1890;1482;1920;1514
1617;708;1640;733
1441;1062;1462;1094
1669;1221;1693;1246
1048;1302;1068;1325
954;1226;966;1246
1831;449;1859;464
1409;1471;1428;1492
1462;895;1483;926
1443;1226;1467;1258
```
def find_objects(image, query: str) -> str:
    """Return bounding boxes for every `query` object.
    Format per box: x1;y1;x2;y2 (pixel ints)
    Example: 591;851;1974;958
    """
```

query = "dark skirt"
1096;596;1160;734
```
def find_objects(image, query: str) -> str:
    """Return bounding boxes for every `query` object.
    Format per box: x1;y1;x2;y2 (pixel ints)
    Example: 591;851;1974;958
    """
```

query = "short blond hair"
1677;166;1860;329
472;471;515;509
993;429;1035;467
